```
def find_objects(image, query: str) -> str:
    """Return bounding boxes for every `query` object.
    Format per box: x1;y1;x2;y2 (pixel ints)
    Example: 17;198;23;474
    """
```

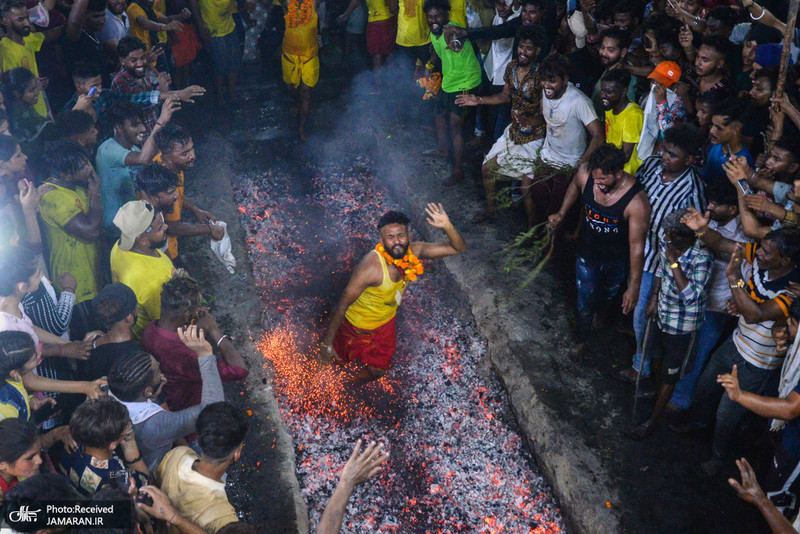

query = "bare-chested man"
320;203;466;381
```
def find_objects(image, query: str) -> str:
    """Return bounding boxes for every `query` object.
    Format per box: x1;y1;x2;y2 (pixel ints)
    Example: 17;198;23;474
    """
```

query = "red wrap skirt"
333;316;396;370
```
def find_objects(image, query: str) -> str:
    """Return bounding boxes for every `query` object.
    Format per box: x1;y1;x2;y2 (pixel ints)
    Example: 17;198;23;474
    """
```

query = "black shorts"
644;323;698;385
397;43;430;65
434;87;477;117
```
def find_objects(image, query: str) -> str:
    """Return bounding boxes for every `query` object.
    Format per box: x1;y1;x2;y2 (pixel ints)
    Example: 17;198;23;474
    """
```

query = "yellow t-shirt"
0;34;47;117
198;0;236;38
366;0;392;23
38;184;100;303
110;243;175;340
449;0;466;28
153;153;184;259
345;250;407;330
605;102;644;175
127;2;168;49
155;447;238;534
0;378;30;422
396;0;430;47
283;3;319;58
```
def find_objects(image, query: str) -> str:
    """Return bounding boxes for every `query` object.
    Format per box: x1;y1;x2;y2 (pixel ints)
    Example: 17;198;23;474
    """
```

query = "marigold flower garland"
286;0;312;28
376;243;424;281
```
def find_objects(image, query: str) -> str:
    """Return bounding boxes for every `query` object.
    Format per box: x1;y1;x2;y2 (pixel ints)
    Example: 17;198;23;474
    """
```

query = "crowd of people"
321;0;800;529
0;0;398;530
1;0;800;528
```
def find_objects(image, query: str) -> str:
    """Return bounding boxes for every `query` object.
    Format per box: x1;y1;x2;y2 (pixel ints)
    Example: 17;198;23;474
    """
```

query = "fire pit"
234;156;565;533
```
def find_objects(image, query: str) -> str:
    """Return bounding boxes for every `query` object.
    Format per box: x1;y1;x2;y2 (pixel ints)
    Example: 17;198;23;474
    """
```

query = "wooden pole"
765;0;800;156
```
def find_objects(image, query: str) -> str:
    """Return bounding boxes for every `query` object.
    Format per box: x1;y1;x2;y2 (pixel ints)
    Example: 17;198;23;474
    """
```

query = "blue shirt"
96;138;140;234
703;143;754;185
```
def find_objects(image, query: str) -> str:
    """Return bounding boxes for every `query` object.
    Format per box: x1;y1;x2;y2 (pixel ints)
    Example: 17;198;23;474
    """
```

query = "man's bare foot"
472;210;497;223
442;171;464;186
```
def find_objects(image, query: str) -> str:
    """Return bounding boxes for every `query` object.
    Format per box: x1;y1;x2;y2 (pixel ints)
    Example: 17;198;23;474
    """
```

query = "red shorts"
333;316;396;370
366;17;397;57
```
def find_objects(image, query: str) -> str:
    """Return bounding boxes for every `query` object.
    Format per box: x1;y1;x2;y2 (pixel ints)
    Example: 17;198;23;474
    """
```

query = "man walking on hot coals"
320;204;466;382
547;145;650;360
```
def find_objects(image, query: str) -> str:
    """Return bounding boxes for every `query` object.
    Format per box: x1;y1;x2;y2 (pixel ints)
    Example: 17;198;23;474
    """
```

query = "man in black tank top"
549;145;651;358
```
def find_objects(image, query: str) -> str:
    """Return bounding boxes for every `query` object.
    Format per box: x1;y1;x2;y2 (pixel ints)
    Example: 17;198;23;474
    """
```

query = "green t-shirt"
430;24;481;93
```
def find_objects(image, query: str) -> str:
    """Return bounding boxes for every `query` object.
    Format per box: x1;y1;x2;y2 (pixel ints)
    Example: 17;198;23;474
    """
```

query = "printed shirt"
110;68;160;131
502;60;544;145
59;448;147;497
38;184;101;303
0;377;30;421
732;243;800;370
396;0;430;47
605;102;644;175
430;24;482;93
636;156;706;273
656;241;714;334
0;33;47;117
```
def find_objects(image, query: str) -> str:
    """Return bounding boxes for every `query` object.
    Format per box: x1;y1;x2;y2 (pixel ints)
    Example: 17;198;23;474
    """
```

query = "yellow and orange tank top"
345;250;407;330
283;1;319;58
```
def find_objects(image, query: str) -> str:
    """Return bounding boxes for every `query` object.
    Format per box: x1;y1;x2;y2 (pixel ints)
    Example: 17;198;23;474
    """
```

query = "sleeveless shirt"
345;250;407;330
579;175;644;262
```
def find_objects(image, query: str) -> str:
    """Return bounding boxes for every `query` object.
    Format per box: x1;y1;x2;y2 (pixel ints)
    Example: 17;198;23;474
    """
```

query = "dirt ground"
175;53;775;533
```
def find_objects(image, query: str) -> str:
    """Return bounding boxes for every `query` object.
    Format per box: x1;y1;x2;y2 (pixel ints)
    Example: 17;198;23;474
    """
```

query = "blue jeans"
631;271;655;376
575;256;628;343
669;310;729;410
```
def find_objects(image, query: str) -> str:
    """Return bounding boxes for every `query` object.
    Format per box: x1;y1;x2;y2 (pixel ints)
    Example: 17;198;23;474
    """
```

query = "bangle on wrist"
124;454;142;465
695;230;705;238
216;334;229;348
730;279;745;289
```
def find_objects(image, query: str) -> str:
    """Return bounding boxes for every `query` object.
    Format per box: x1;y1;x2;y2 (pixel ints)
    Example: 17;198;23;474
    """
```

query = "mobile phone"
136;493;154;507
88;86;98;96
737;179;753;195
722;144;732;158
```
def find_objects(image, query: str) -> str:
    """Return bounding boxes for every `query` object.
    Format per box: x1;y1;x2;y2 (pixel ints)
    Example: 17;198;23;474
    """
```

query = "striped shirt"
733;243;800;370
636;156;706;273
656;242;714;334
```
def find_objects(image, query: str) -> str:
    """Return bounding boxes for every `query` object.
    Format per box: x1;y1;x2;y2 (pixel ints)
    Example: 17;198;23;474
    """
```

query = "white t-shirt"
705;216;747;312
539;84;598;167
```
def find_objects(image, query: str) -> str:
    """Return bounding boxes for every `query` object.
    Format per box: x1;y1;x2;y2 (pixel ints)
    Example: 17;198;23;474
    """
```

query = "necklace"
595;177;628;204
375;243;423;282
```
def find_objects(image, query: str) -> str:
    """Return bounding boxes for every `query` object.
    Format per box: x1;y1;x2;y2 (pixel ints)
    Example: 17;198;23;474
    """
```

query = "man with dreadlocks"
320;203;466;382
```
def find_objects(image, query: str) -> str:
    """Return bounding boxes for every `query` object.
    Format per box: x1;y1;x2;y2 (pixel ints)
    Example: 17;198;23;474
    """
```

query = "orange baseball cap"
647;61;682;88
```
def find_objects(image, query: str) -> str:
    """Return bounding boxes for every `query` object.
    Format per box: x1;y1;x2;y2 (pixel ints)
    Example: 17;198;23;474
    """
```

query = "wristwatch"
669;262;680;270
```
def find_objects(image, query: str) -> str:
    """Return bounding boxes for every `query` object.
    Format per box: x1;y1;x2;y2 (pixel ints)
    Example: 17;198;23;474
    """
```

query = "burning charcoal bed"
233;154;566;533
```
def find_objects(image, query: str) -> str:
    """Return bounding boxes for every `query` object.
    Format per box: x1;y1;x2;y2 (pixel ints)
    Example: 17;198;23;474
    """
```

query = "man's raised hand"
425;203;452;229
680;206;709;233
339;439;390;490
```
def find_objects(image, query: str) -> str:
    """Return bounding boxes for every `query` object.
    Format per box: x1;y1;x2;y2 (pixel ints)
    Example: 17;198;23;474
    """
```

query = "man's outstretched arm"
412;203;467;259
317;440;390;534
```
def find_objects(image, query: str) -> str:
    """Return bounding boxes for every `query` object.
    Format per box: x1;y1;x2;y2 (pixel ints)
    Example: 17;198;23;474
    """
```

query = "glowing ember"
234;157;565;532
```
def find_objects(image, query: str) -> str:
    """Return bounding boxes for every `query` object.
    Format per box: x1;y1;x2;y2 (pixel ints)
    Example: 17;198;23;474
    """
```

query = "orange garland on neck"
376;243;424;282
286;0;312;29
